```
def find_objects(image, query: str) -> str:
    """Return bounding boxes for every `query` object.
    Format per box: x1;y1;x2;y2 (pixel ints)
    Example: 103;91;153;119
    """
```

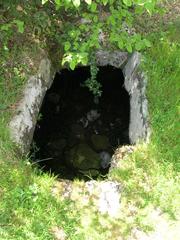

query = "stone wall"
123;52;150;144
9;51;149;153
9;58;55;153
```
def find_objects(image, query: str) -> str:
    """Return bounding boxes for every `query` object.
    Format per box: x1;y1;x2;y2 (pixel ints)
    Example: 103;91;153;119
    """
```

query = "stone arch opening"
31;66;130;180
9;51;149;180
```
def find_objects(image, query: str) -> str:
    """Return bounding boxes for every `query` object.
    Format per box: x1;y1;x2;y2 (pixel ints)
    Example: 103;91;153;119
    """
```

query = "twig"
32;157;53;164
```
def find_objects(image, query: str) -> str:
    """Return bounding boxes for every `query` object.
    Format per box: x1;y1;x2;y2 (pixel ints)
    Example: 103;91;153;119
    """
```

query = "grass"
110;24;180;224
0;2;180;239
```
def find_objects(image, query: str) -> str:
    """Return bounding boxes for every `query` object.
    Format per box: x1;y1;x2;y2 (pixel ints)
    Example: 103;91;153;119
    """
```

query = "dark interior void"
31;66;130;180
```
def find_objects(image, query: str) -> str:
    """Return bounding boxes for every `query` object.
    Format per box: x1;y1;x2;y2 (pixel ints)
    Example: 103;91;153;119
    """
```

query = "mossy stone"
91;134;110;151
66;143;101;171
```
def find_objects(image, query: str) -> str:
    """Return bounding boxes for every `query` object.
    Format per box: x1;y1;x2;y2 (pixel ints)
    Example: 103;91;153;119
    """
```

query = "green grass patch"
110;25;180;222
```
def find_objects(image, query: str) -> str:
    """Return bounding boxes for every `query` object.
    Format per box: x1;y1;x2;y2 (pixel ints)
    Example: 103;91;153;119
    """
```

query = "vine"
83;53;102;98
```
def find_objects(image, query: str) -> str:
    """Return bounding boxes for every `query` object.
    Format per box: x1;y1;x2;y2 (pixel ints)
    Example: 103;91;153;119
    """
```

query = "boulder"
91;134;110;151
85;180;121;217
99;151;111;169
65;143;101;171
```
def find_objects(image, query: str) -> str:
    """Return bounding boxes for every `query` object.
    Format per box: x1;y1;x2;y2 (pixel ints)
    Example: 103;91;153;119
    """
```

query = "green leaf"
135;41;143;51
70;60;76;70
1;24;11;31
13;20;24;33
143;39;152;48
81;56;88;65
122;0;132;7
102;0;108;6
85;0;92;5
73;0;80;8
62;53;73;65
93;15;98;23
118;39;124;49
126;42;132;53
64;42;71;51
55;0;61;9
145;2;155;14
42;0;48;4
90;2;97;12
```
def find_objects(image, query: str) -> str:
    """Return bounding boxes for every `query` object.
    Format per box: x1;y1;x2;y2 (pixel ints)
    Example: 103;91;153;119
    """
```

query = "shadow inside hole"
30;66;130;180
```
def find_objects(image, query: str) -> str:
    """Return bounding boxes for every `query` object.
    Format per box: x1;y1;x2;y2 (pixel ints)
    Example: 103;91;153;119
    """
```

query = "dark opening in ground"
31;66;130;180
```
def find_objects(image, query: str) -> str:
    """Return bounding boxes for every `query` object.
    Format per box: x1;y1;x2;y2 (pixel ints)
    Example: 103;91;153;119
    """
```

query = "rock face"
85;180;121;217
9;58;55;153
52;180;122;218
96;51;128;68
65;143;101;175
123;52;150;144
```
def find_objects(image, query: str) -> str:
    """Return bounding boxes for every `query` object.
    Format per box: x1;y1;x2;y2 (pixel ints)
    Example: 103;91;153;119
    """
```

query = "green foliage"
40;0;158;69
0;0;157;96
1;20;24;34
41;0;157;95
83;59;102;97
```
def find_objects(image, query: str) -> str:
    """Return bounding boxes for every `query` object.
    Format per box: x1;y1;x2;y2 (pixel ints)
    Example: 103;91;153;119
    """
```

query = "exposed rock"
52;180;122;218
123;52;150;144
9;58;55;153
110;145;135;170
85;180;121;217
91;134;110;151
129;208;180;240
51;180;73;199
99;151;111;169
51;226;67;240
65;143;101;171
96;51;128;68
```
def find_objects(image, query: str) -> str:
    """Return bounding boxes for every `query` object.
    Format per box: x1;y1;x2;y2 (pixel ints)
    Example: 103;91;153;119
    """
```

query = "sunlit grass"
110;26;180;224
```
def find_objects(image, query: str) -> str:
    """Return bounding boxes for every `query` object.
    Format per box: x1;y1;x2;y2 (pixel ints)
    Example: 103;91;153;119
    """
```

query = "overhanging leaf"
73;0;81;8
42;0;48;4
85;0;92;5
64;42;71;51
102;0;108;6
70;60;76;70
